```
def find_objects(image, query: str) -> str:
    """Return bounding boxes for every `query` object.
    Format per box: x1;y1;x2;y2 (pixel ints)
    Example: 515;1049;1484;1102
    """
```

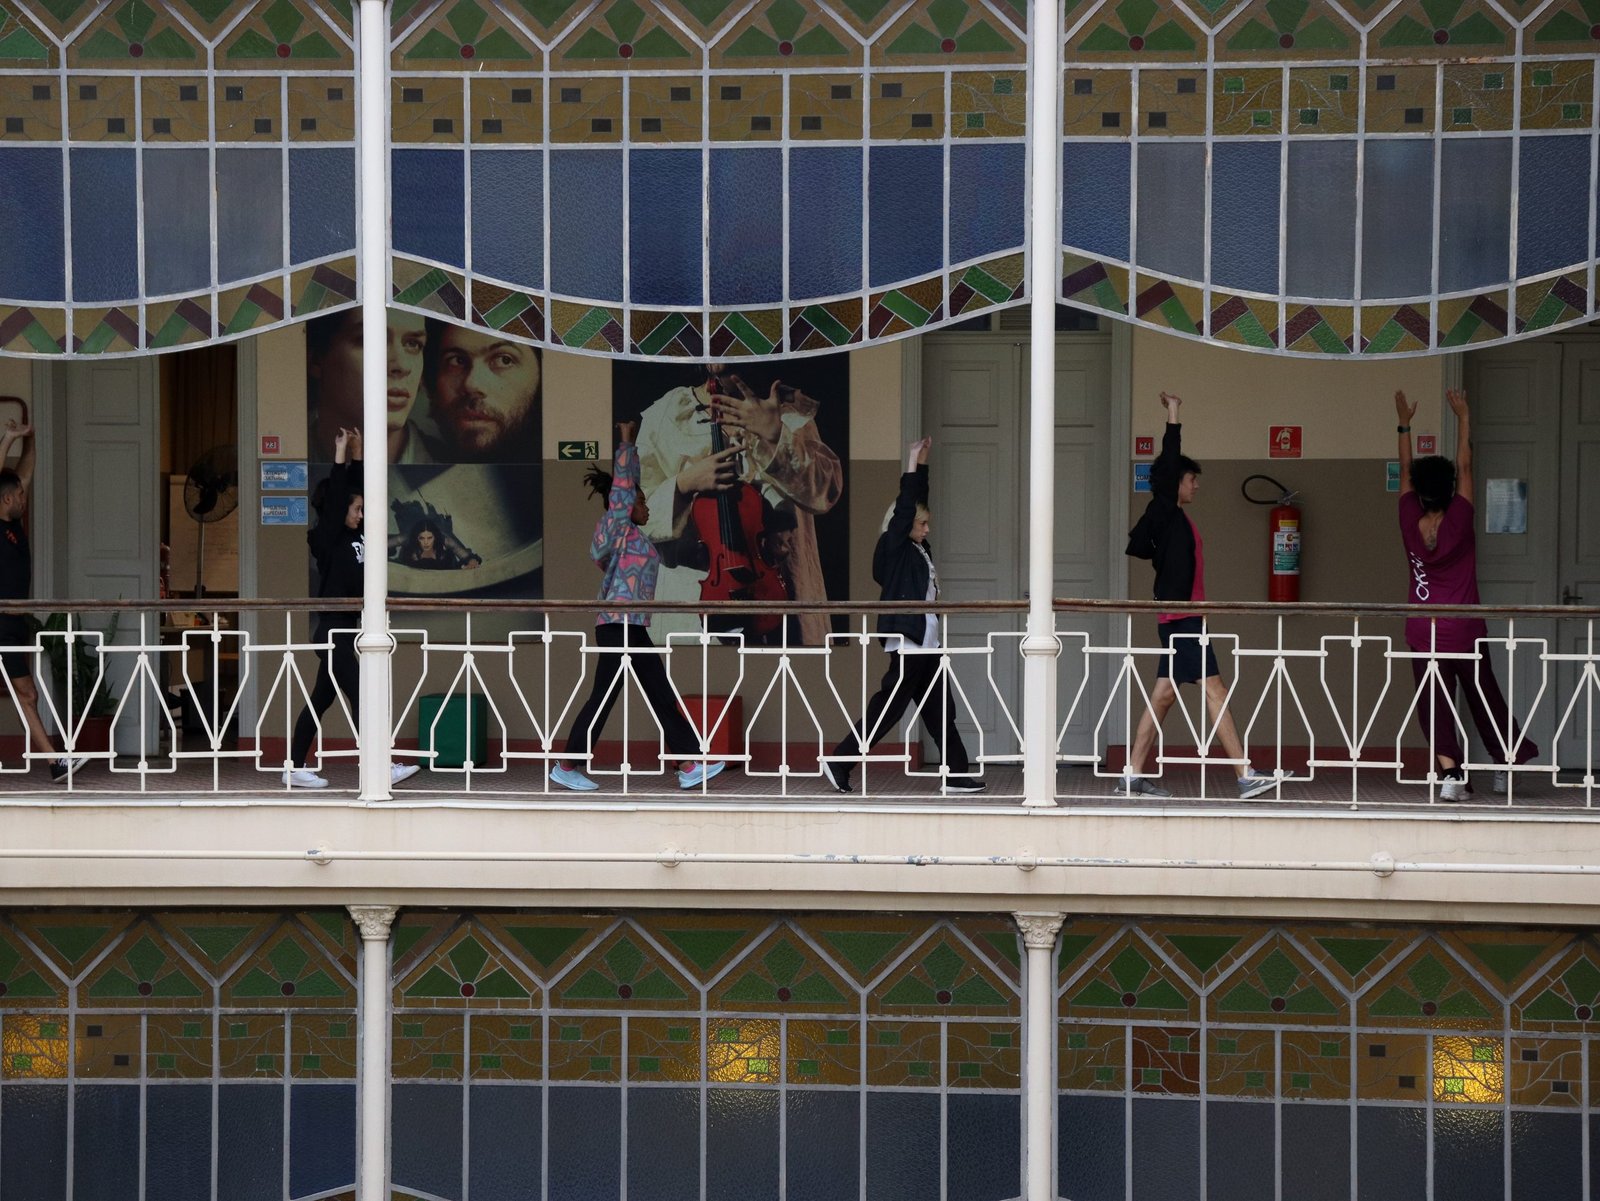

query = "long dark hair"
583;465;612;503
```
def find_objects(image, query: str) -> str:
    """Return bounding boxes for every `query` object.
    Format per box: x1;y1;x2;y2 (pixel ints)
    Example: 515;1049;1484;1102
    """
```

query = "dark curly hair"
1410;455;1456;513
583;465;612;503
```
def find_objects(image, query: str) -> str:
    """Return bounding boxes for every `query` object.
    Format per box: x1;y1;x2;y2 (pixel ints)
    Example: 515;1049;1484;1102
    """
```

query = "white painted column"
349;904;398;1201
1021;0;1062;807
356;0;393;800
1015;911;1066;1201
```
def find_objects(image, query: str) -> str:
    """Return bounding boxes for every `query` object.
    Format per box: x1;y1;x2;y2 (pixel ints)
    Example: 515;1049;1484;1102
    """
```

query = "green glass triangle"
562;969;619;1000
1216;982;1273;1013
605;938;645;982
723;26;777;53
1407;955;1453;1000
473;968;530;999
293;969;346;998
926;0;968;36
179;926;257;966
506;926;589;969
1294;16;1349;47
723;972;776;1002
406;965;466;999
1534;11;1591;40
1437;991;1491;1019
231;967;283;998
406;28;465;56
631;25;689;55
448;938;491;982
1562;958;1600;1002
603;0;643;40
953;20;1011;51
1257;950;1302;997
1420;0;1462;28
268;939;311;980
179;0;234;21
1461;941;1552;986
290;30;340;56
952;977;1007;1006
1142;21;1195;49
34;0;95;22
446;0;487;42
661;929;749;973
1368;985;1424;1017
766;0;805;38
1226;19;1278;48
0;970;55;998
1115;0;1157;34
152;974;203;998
981;932;1021;970
883;23;941;53
630;969;688;1000
562;27;616;55
116;0;154;39
125;936;168;981
1058;934;1099;972
1264;0;1308;31
1379;16;1434;46
675;0;735;24
474;27;531;57
833;0;896;21
791;26;846;53
1449;11;1504;42
88;970;143;998
1315;937;1393;978
1166;935;1241;976
142;26;196;57
1522;991;1576;1021
308;913;348;948
1285;987;1340;1015
921;943;966;990
76;27;130;56
1108;946;1152;994
763;940;807;986
819;931;906;978
1137;980;1189;1010
0;26;49;58
1071;980;1124;1007
518;0;583;25
38;926;113;971
793;973;847;1004
226;27;278;55
882;977;938;1006
391;926;429;964
1077;23;1131;50
262;0;302;41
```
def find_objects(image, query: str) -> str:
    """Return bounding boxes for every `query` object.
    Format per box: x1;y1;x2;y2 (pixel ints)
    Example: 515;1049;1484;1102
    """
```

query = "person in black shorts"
1119;393;1274;800
0;421;87;783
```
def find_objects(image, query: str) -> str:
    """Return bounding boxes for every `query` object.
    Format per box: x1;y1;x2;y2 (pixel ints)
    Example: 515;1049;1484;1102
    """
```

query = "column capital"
1013;911;1065;950
347;904;399;941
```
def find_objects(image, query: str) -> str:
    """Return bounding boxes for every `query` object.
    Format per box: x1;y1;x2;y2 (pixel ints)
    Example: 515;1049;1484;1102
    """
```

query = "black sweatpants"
290;619;359;768
831;650;970;775
563;623;701;761
1410;653;1538;769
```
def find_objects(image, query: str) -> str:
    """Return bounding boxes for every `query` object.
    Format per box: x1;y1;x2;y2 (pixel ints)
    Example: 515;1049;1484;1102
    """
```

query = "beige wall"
0;359;32;407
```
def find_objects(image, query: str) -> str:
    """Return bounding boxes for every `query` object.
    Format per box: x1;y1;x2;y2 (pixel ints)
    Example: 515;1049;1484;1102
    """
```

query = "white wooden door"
63;359;159;748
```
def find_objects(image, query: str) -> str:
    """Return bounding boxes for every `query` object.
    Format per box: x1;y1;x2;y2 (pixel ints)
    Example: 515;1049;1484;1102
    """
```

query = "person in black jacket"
285;427;421;789
1121;393;1274;800
822;437;984;795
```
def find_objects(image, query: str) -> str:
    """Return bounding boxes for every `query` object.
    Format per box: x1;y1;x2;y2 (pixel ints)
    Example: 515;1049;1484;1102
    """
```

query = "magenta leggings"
1410;654;1538;768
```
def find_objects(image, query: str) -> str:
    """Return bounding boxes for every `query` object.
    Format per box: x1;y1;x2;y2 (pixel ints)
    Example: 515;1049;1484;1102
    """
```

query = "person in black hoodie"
1121;392;1274;800
285;426;420;789
822;437;984;795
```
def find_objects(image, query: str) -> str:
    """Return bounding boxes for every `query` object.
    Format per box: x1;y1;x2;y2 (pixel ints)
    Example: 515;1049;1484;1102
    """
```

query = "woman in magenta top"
1395;387;1536;800
550;421;725;793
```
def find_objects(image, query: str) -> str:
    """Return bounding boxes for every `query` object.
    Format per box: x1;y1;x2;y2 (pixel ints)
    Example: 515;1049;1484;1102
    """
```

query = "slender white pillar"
356;0;393;799
1021;0;1062;806
349;904;398;1201
1015;911;1066;1201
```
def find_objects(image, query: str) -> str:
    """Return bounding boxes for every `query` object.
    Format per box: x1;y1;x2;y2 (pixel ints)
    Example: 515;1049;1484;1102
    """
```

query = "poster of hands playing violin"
612;355;851;646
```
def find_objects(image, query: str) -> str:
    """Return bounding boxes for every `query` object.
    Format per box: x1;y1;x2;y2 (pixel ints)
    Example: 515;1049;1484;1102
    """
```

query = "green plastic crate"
419;693;488;769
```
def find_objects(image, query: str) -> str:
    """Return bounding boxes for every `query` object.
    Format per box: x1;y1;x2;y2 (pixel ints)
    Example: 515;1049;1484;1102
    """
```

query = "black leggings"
563;623;702;762
291;621;359;768
831;650;970;775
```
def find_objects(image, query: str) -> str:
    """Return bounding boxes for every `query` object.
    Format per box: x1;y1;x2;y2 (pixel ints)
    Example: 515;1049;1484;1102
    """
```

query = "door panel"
1559;346;1600;772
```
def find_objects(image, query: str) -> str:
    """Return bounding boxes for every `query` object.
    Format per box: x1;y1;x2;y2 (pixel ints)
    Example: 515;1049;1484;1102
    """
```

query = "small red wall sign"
1268;426;1302;458
261;435;280;455
1416;434;1436;454
1135;436;1154;456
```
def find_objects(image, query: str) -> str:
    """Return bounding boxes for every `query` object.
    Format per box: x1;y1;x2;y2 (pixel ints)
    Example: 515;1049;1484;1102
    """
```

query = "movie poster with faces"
305;308;543;599
610;355;850;646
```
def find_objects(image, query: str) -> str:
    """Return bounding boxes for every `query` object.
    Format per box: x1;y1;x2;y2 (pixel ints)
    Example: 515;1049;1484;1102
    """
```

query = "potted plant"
29;612;120;756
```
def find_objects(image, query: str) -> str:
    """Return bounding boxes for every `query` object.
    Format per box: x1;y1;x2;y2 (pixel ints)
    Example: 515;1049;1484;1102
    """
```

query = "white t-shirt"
887;542;940;652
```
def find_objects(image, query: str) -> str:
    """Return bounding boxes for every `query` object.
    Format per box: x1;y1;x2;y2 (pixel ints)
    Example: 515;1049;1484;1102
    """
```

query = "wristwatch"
1396;425;1411;433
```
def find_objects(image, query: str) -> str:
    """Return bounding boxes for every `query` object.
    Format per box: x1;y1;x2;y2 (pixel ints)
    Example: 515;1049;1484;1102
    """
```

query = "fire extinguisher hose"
1241;474;1300;506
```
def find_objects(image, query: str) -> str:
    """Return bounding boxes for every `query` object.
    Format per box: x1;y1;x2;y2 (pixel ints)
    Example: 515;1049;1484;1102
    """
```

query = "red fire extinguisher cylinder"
1268;503;1301;603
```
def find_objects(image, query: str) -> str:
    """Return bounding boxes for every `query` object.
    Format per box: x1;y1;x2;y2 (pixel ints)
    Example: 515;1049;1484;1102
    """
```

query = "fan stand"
194;520;206;600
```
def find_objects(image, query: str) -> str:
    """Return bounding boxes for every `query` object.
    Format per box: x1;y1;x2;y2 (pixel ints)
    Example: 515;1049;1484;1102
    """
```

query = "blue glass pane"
1211;143;1281;294
865;1092;938;1201
74;1085;140;1201
1362;141;1434;299
1136;142;1205;281
69;148;137;302
630;149;704;306
472;150;543;289
710;148;782;305
1;1085;67;1200
789;147;862;299
630;1086;700;1201
549;1086;619;1201
143;148;212;296
870;145;943;287
1131;1097;1199;1201
1286;141;1356;298
290;147;355;264
1440;138;1511;292
392;1082;462;1200
947;1093;1020;1201
1518;137;1591;278
1434;1108;1503;1200
708;1088;777;1201
1356;1106;1425;1201
217;148;284;283
290;1083;356;1197
1281;1103;1350;1201
468;1084;541;1201
1512;1111;1580;1200
1206;1100;1272;1201
218;1083;283;1201
146;1084;212;1201
1059;1094;1123;1201
1064;142;1130;261
550;150;623;301
787;1089;858;1201
950;143;1024;265
0;148;64;301
393;149;466;269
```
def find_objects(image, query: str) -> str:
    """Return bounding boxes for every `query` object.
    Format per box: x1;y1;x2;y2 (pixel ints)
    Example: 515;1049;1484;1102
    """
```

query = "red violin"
689;383;785;636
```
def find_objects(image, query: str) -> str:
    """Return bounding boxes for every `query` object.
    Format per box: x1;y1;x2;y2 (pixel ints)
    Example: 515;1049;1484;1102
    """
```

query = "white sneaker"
550;764;598;792
678;760;727;789
283;768;329;790
1438;774;1469;802
391;762;421;786
1237;770;1276;799
1492;770;1509;795
1113;774;1172;798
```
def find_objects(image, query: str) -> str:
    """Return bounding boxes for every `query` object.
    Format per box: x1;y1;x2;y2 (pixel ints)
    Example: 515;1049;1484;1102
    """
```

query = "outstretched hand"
707;374;783;445
1445;388;1469;420
2;419;31;439
1159;391;1182;419
1394;390;1416;423
906;436;931;470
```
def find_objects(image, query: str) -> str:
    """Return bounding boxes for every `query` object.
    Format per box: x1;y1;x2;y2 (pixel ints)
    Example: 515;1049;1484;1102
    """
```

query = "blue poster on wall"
261;460;308;491
261;497;308;526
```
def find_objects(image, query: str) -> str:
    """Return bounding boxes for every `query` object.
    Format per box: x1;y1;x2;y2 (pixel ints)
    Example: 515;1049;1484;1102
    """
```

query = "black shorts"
0;615;33;681
1157;616;1220;685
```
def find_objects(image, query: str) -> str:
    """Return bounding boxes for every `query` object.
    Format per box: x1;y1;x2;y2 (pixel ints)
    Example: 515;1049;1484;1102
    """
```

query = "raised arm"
0;421;34;495
1149;392;1184;497
1447;388;1472;505
1394;389;1416;496
592;422;640;565
884;438;930;544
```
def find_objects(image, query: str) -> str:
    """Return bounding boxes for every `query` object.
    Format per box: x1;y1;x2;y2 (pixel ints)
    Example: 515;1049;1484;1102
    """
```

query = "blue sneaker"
678;760;727;789
1237;770;1276;799
550;764;598;792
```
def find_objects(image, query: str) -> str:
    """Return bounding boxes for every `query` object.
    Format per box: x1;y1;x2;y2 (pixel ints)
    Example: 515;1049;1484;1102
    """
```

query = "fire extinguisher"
1242;474;1302;603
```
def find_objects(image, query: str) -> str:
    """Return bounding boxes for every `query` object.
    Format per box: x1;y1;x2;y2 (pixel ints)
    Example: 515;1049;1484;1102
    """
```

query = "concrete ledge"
2;799;1598;924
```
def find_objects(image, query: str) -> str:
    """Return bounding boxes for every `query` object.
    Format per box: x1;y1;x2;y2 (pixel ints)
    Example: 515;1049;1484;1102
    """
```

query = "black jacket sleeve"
874;465;927;586
1124;425;1196;602
1149;422;1184;498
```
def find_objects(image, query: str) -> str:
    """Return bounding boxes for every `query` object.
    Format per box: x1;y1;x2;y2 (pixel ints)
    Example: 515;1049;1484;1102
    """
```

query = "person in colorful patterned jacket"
550;423;727;793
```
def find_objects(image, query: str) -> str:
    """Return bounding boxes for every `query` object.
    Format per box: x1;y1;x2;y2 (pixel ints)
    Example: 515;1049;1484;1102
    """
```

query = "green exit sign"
558;440;599;461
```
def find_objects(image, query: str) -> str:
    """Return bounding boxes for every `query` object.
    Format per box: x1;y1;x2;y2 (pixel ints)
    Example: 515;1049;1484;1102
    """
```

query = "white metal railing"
0;598;1593;809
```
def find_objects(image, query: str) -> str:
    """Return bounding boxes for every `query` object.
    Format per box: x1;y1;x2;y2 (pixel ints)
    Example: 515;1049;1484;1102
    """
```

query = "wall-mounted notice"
261;497;308;526
261;461;308;491
1484;478;1527;534
1386;461;1401;493
1134;463;1152;493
